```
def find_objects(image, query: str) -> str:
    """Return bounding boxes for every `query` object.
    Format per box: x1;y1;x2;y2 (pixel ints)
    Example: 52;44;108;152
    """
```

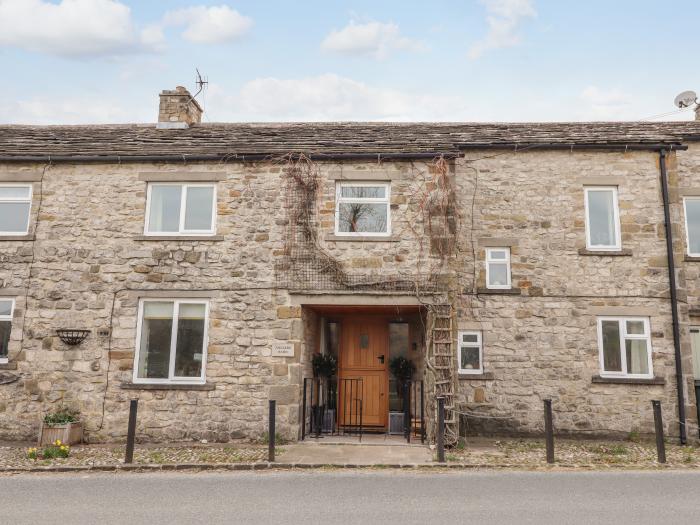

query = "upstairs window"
597;317;653;378
683;198;700;256
335;182;391;236
0;185;32;235
0;299;14;363
134;299;209;383
458;331;483;374
584;187;621;251
486;247;511;289
145;183;216;235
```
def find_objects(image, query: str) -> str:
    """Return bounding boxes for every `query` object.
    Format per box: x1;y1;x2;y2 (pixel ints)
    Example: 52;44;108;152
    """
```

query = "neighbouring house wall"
0;149;698;443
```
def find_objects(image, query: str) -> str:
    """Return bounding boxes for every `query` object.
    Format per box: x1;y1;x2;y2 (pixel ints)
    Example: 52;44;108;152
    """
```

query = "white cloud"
0;96;151;125
206;74;466;121
0;0;163;58
468;0;536;59
579;86;632;120
321;21;423;59
163;5;252;44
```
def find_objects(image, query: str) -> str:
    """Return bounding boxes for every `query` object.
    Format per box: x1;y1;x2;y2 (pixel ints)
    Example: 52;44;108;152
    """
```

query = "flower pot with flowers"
27;440;70;460
38;408;83;446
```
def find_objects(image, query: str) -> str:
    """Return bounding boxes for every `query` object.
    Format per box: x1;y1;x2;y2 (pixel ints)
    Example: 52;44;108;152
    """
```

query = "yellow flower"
55;440;62;446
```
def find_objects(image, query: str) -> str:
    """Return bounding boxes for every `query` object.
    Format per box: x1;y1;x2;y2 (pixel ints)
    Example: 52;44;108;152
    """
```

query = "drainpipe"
659;148;687;444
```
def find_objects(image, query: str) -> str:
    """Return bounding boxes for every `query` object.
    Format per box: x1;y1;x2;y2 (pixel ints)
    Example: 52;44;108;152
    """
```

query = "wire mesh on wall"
273;153;442;293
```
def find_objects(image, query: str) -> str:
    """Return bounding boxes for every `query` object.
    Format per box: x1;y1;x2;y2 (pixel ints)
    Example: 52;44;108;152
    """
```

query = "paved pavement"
278;438;433;464
2;470;698;524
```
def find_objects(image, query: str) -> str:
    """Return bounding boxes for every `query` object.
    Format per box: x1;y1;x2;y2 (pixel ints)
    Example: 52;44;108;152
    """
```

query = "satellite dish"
674;90;697;108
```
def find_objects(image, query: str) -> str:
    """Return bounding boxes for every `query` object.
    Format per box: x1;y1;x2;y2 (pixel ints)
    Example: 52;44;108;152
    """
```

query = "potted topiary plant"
38;407;82;446
311;353;337;433
389;356;416;396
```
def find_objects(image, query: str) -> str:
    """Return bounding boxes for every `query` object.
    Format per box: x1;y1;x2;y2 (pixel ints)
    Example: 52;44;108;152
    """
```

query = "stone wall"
0;148;698;443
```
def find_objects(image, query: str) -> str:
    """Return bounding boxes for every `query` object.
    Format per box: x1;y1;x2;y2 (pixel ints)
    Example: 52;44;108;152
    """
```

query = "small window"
335;182;391;236
683;198;700;256
597;317;652;378
690;327;700;380
486;248;511;289
458;330;483;374
584;187;621;251
0;298;14;363
145;183;216;235
0;185;32;235
134;299;209;383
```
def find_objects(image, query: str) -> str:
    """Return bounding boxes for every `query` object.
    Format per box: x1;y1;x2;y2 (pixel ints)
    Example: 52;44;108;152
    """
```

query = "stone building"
1;86;700;445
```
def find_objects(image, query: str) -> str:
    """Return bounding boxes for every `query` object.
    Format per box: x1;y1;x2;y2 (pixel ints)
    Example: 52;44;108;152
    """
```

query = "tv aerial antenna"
192;68;208;100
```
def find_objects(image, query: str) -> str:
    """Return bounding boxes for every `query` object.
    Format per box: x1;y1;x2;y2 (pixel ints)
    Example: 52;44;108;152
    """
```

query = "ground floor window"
690;327;700;379
458;330;483;374
134;299;209;383
597;317;652;378
0;298;14;363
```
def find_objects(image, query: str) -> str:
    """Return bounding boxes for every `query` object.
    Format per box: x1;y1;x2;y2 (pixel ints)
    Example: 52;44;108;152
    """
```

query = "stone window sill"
0;361;17;370
578;248;632;257
684;255;700;262
325;234;399;242
120;382;215;391
0;235;34;241
134;235;224;242
592;375;665;385
458;372;495;380
476;287;521;295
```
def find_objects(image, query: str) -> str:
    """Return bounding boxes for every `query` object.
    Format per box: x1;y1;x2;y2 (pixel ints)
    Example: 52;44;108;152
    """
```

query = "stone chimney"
696;104;700;121
157;86;203;129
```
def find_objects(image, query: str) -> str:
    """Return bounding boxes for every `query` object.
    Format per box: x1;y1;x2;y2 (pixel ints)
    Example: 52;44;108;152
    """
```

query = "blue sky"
0;0;698;124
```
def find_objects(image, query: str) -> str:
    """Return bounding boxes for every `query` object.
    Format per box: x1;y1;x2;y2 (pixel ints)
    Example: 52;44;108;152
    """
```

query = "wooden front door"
338;317;388;428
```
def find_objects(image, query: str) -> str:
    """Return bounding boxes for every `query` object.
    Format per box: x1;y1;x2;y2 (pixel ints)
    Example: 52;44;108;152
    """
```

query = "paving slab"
277;442;434;465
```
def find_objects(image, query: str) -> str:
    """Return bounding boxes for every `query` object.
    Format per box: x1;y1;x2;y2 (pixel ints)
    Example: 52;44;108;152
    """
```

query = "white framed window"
584;187;621;251
0;298;15;363
0;184;32;235
683;197;700;256
458;330;483;374
597;317;653;379
133;299;209;384
335;182;391;236
486;247;511;289
690;327;700;380
144;183;216;236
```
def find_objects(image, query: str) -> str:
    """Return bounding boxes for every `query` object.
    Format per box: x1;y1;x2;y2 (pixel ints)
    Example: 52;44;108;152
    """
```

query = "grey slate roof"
1;122;700;158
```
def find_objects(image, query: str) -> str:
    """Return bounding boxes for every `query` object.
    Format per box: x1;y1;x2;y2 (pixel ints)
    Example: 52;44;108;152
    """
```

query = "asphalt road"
2;470;698;524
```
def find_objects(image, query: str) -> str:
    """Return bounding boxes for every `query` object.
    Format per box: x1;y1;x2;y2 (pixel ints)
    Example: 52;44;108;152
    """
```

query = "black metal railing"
302;377;363;440
401;380;425;444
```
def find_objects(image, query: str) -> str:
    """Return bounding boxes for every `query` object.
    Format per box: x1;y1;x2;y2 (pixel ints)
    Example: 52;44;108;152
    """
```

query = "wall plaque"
272;342;294;357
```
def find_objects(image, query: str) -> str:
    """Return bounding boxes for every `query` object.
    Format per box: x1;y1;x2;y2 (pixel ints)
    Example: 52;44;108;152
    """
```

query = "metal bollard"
652;400;666;464
437;396;445;463
403;381;411;443
268;399;276;463
124;399;138;464
544;399;554;464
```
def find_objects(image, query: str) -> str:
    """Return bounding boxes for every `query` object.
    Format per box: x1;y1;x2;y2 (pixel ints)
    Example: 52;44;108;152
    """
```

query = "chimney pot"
157;86;203;129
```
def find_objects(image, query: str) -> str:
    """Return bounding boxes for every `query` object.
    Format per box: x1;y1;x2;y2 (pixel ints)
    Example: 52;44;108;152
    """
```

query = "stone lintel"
678;188;700;197
135;290;219;299
138;172;227;182
589;306;658;317
477;237;519;247
0;172;43;182
290;293;424;307
577;176;625;186
0;288;23;296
